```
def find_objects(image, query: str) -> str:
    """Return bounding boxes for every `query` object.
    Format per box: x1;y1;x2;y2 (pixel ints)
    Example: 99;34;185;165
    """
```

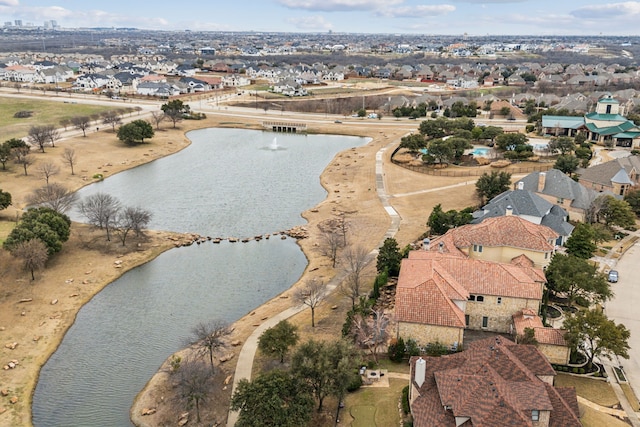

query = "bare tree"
101;110;122;131
44;124;60;148
36;161;60;185
190;320;231;372
134;106;143;115
295;278;326;327
10;238;49;280
60;147;77;175
13;146;34;175
26;183;78;214
150;110;165;130
114;206;152;245
28;125;50;153
77;192;121;241
177;357;212;423
71;116;91;137
317;229;344;268
351;308;389;363
339;246;371;309
59;118;71;130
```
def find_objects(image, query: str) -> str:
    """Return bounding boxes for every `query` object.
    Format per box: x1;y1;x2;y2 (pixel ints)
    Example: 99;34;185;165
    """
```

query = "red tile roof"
410;337;580;427
430;215;558;253
512;310;568;347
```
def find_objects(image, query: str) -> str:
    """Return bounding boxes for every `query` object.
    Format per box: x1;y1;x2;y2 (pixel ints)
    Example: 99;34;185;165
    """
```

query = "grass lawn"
0;219;15;245
0;97;116;141
580;403;629;427
375;358;410;375
341;378;405;426
621;383;640;411
555;373;619;407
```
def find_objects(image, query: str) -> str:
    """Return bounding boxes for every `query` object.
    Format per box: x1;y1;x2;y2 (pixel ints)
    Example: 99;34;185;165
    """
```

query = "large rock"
141;407;156;416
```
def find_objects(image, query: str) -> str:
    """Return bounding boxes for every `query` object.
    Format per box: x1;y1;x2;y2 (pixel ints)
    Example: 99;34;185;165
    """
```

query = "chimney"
423;238;430;251
415;357;426;387
537;172;546;192
517;181;524;190
505;205;513;216
438;241;444;253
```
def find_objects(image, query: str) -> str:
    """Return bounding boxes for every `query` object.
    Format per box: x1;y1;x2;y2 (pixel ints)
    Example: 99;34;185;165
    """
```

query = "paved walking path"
603;364;640;426
226;140;401;426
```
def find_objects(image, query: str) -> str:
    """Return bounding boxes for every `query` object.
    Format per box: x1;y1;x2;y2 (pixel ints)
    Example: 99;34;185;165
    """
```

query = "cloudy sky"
1;0;639;35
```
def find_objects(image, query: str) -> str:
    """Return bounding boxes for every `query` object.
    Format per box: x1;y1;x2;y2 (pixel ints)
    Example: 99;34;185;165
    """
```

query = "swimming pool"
471;147;490;156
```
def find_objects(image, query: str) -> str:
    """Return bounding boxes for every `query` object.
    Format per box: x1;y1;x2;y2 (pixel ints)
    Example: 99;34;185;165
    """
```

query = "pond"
32;128;369;427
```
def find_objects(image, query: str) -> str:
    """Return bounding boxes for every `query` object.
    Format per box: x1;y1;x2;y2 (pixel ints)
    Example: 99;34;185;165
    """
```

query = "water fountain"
269;136;280;150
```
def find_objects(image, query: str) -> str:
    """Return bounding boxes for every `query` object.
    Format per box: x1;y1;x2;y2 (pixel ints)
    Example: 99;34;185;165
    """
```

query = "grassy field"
621;383;640;411
0;219;15;245
341;378;405;426
580;404;630;427
555;373;619;407
0;97;116;141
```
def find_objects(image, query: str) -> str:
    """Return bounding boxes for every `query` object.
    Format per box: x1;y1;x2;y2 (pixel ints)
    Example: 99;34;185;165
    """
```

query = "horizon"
1;1;640;36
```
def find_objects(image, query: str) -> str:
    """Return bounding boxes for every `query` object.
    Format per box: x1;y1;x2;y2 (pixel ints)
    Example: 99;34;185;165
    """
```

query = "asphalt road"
605;239;640;403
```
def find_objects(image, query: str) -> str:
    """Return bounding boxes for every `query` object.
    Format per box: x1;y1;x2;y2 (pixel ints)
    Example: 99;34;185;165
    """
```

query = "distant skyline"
1;0;640;36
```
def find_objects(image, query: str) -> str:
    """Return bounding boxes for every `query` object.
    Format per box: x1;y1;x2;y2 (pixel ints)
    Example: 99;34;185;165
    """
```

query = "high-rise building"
4;21;12;27
14;19;22;27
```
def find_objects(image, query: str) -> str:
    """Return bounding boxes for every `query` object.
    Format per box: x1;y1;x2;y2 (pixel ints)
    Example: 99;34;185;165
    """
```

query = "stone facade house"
408;336;581;427
512;309;570;365
395;251;545;350
427;215;558;268
577;156;640;197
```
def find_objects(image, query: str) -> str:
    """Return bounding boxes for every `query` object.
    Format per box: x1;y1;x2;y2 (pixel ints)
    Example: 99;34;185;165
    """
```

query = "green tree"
291;339;360;411
624;189;640;216
600;196;636;228
545;253;612;307
475;171;511;204
426;138;454;164
117;120;154;145
547;136;576;155
258;320;299;363
427;204;473;235
161;100;190;128
399;133;426;153
448;137;473;162
563;309;630;371
554;154;580;176
357;108;366;118
518;327;538;345
565;223;597;259
376;237;402;276
3;207;71;256
495;132;528;151
481;126;503;142
0;189;11;210
231;370;314;427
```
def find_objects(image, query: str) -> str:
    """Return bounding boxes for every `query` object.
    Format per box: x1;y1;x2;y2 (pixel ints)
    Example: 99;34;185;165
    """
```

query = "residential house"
512;309;570;364
576;156;640;197
427;215;558;268
271;78;307;96
514;169;598;222
136;81;180;97
395;251;544;350
408;336;581;427
472;189;574;245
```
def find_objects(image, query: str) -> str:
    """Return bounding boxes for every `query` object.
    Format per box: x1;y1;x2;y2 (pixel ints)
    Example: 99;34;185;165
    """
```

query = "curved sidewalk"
226;140;401;426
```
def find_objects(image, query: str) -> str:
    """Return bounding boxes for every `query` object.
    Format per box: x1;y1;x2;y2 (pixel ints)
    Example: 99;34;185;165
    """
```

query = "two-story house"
408;336;581;427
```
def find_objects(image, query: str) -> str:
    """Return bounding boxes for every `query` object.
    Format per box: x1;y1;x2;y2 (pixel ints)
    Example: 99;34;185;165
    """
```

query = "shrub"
425;341;449;357
388;337;406;363
14;110;33;118
367;360;376;369
525;125;535;133
347;371;363;392
575;296;590;308
402;386;411;414
406;339;421;357
92;173;104;181
573;367;579;374
579;368;585;374
169;355;181;373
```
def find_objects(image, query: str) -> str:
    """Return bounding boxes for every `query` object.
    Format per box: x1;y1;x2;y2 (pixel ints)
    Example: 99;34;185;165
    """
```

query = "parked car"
608;270;618;283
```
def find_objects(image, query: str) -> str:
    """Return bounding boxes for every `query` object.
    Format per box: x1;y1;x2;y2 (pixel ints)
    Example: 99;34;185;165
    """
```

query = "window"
473;244;483;253
465;315;470;327
497;297;502;304
531;410;540;421
482;316;488;328
545;252;549;259
468;295;476;301
476;295;484;303
556;197;564;204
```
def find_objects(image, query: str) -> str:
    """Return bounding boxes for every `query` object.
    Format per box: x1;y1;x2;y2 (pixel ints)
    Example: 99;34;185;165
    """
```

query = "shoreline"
0;112;409;426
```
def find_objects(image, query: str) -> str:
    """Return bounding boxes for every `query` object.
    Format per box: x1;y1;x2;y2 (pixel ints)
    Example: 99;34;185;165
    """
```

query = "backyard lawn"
580;404;629;427
341;378;405;426
555;373;619;407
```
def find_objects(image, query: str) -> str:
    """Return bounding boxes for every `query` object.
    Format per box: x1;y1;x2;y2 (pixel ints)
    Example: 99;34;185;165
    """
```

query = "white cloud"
378;4;455;18
277;0;401;12
571;1;640;19
0;0;19;6
286;15;333;30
